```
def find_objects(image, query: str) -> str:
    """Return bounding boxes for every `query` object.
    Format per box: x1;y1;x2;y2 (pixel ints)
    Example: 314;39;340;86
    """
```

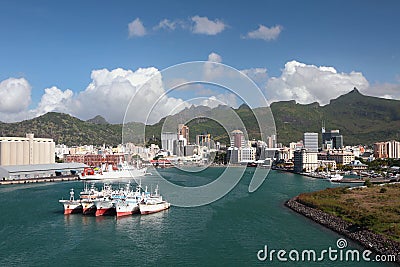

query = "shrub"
364;179;372;187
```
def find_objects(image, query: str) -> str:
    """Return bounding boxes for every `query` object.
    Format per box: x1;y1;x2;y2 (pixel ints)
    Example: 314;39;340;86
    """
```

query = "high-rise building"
304;132;318;152
230;130;245;148
173;139;185;157
332;135;343;149
178;124;189;144
374;142;387;158
239;147;257;162
227;147;239;164
0;134;55;166
161;132;177;154
374;140;400;159
196;134;212;148
293;149;318;173
322;128;343;149
266;134;277;148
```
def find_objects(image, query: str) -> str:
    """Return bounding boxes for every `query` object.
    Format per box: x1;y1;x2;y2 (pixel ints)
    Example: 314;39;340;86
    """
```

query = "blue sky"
0;0;399;123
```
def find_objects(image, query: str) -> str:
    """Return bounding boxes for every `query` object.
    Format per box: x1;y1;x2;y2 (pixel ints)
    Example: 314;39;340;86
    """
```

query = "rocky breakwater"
285;196;400;263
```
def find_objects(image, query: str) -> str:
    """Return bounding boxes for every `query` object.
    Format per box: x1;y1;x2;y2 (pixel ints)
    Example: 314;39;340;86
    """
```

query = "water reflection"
63;214;83;226
137;209;169;228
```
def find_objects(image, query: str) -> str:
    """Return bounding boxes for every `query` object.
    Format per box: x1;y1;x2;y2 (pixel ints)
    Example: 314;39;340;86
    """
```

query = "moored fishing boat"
115;183;142;217
93;184;124;216
139;185;170;215
79;183;100;215
81;200;96;215
115;198;140;217
94;196;116;216
59;189;82;214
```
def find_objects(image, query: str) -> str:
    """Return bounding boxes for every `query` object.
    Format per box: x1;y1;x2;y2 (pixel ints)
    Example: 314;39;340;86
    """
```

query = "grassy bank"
297;184;400;242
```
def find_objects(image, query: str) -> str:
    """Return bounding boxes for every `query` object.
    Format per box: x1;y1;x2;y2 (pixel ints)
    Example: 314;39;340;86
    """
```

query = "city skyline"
1;1;399;124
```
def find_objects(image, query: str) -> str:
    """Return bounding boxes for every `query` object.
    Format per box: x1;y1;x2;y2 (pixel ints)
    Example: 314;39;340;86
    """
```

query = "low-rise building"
318;160;337;171
0;162;86;180
277;147;291;162
318;149;354;165
55;144;69;160
64;154;124;167
347;160;368;171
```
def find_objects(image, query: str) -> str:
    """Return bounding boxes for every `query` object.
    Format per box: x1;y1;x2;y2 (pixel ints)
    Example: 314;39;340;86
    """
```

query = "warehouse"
0;162;87;181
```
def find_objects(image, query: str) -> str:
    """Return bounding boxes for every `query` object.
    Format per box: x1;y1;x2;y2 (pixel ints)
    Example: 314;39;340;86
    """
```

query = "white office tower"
304;132;318;152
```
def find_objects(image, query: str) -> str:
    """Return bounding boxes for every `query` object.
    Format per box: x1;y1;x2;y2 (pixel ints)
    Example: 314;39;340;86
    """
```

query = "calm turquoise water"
0;168;395;266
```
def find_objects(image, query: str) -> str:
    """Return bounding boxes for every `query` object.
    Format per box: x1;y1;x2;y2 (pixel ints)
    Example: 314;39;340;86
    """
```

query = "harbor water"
0;168;394;266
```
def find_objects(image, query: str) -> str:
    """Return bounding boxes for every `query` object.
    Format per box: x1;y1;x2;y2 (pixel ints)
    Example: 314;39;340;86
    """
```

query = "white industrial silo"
16;141;24;165
50;142;55;163
23;141;30;164
10;141;17;166
39;141;45;164
33;142;40;164
44;142;51;164
0;141;11;165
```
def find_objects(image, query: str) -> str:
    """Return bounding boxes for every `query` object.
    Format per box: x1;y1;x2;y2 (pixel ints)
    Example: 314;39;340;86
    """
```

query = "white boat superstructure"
328;173;344;182
79;160;147;181
114;183;143;217
80;183;101;215
139;185;170;215
93;183;119;216
59;189;82;214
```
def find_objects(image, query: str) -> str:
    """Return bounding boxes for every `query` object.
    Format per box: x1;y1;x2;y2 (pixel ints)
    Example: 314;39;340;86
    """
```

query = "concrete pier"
0;175;79;185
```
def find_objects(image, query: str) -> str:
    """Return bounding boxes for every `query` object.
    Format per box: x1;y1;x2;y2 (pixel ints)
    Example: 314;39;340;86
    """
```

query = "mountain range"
0;88;399;147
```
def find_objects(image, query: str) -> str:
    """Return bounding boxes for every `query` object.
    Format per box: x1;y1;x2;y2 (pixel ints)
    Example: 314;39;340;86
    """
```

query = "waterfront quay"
273;167;396;184
0;175;79;185
301;172;393;184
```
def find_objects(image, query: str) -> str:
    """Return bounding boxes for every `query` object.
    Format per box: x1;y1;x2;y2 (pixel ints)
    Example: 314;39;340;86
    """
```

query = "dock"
295;171;394;184
0;175;80;185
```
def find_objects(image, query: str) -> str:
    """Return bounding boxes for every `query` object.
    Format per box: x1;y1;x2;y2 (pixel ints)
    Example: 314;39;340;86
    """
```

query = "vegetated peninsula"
286;183;400;262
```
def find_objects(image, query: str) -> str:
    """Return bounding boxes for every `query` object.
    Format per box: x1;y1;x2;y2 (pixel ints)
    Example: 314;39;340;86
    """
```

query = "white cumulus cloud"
241;68;268;88
128;18;147;37
204;52;224;80
70;67;189;124
191;16;226;35
200;93;239;109
0;77;31;113
154;19;178;30
207;52;222;63
243;24;283;41
362;83;400;100
266;60;369;104
33;86;73;116
0;68;191;124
